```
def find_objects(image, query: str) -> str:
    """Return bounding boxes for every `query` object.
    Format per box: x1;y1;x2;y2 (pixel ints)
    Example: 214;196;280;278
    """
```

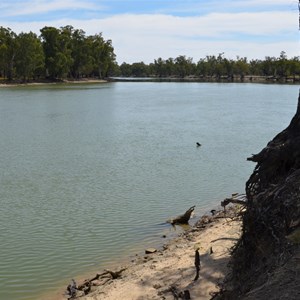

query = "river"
0;82;298;299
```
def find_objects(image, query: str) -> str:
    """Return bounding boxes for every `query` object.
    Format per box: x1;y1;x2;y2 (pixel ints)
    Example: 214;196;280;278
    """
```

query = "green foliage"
89;34;116;78
119;62;132;77
0;27;17;80
0;26;116;81
1;24;299;83
15;32;45;80
174;55;194;78
119;52;300;81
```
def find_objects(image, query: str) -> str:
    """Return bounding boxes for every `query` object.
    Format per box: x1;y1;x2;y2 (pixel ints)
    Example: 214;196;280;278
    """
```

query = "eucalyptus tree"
99;39;116;78
174;55;194;78
165;58;175;76
249;59;263;76
109;62;121;77
276;51;290;78
89;33;116;78
223;58;234;78
147;62;155;76
154;57;166;77
40;26;73;79
59;25;74;77
153;57;167;77
288;56;300;80
204;55;218;77
0;27;17;80
131;62;149;77
261;56;277;76
15;32;45;81
119;62;132;77
196;58;208;77
69;28;90;78
233;56;249;79
214;53;227;79
153;57;176;77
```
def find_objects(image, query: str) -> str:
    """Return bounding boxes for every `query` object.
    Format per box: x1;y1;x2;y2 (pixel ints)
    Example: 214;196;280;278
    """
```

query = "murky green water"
0;82;298;299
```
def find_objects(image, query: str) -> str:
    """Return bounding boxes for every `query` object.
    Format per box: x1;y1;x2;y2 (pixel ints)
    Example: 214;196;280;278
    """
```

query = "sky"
0;0;299;64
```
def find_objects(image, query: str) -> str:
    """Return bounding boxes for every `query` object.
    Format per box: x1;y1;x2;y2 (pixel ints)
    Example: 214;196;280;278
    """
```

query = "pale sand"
0;79;107;87
62;79;107;84
77;212;242;300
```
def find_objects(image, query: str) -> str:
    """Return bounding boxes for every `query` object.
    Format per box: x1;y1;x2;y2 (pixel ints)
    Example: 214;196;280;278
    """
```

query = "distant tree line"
1;25;299;83
0;26;117;81
116;52;300;81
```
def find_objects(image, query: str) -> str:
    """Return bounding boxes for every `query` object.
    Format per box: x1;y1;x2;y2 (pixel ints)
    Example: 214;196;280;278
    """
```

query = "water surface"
0;82;298;299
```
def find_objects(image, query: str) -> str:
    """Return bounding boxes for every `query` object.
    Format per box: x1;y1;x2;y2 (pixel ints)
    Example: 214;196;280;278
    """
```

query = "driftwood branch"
104;268;127;279
221;198;247;209
168;206;195;225
67;268;127;298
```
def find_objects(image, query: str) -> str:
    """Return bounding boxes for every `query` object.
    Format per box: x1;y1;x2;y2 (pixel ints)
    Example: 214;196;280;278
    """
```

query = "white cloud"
1;11;298;63
2;0;297;19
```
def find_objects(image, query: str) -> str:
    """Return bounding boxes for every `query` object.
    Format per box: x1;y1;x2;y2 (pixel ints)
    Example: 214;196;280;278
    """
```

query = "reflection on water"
172;223;192;232
0;82;298;300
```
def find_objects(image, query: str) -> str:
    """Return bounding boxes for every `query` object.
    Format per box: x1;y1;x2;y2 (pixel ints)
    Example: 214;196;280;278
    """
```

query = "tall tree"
15;32;45;81
233;56;249;79
262;56;277;76
174;55;194;78
0;27;17;80
70;28;88;78
131;62;148;77
153;57;166;77
119;62;132;77
276;51;289;78
90;34;116;78
40;26;73;79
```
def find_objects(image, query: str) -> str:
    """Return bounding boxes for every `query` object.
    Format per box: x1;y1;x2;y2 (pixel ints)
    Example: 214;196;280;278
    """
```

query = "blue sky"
0;0;299;63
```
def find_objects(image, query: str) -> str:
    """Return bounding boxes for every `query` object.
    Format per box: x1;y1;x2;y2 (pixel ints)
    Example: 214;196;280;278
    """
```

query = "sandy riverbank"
64;206;242;300
0;78;107;87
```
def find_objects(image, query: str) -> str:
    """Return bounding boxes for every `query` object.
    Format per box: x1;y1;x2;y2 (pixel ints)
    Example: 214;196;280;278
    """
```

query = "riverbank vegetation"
117;52;300;83
1;25;299;83
0;26;116;82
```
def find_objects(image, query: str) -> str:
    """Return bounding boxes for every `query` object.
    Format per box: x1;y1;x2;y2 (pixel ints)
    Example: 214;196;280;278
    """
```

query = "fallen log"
221;198;247;210
167;206;195;225
70;267;127;298
104;268;127;279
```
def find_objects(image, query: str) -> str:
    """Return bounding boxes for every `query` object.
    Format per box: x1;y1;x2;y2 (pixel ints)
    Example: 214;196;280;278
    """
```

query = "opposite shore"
0;74;299;87
0;78;108;87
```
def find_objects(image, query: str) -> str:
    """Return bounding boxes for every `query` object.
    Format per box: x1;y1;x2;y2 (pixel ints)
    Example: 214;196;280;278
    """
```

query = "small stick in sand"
194;248;201;281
